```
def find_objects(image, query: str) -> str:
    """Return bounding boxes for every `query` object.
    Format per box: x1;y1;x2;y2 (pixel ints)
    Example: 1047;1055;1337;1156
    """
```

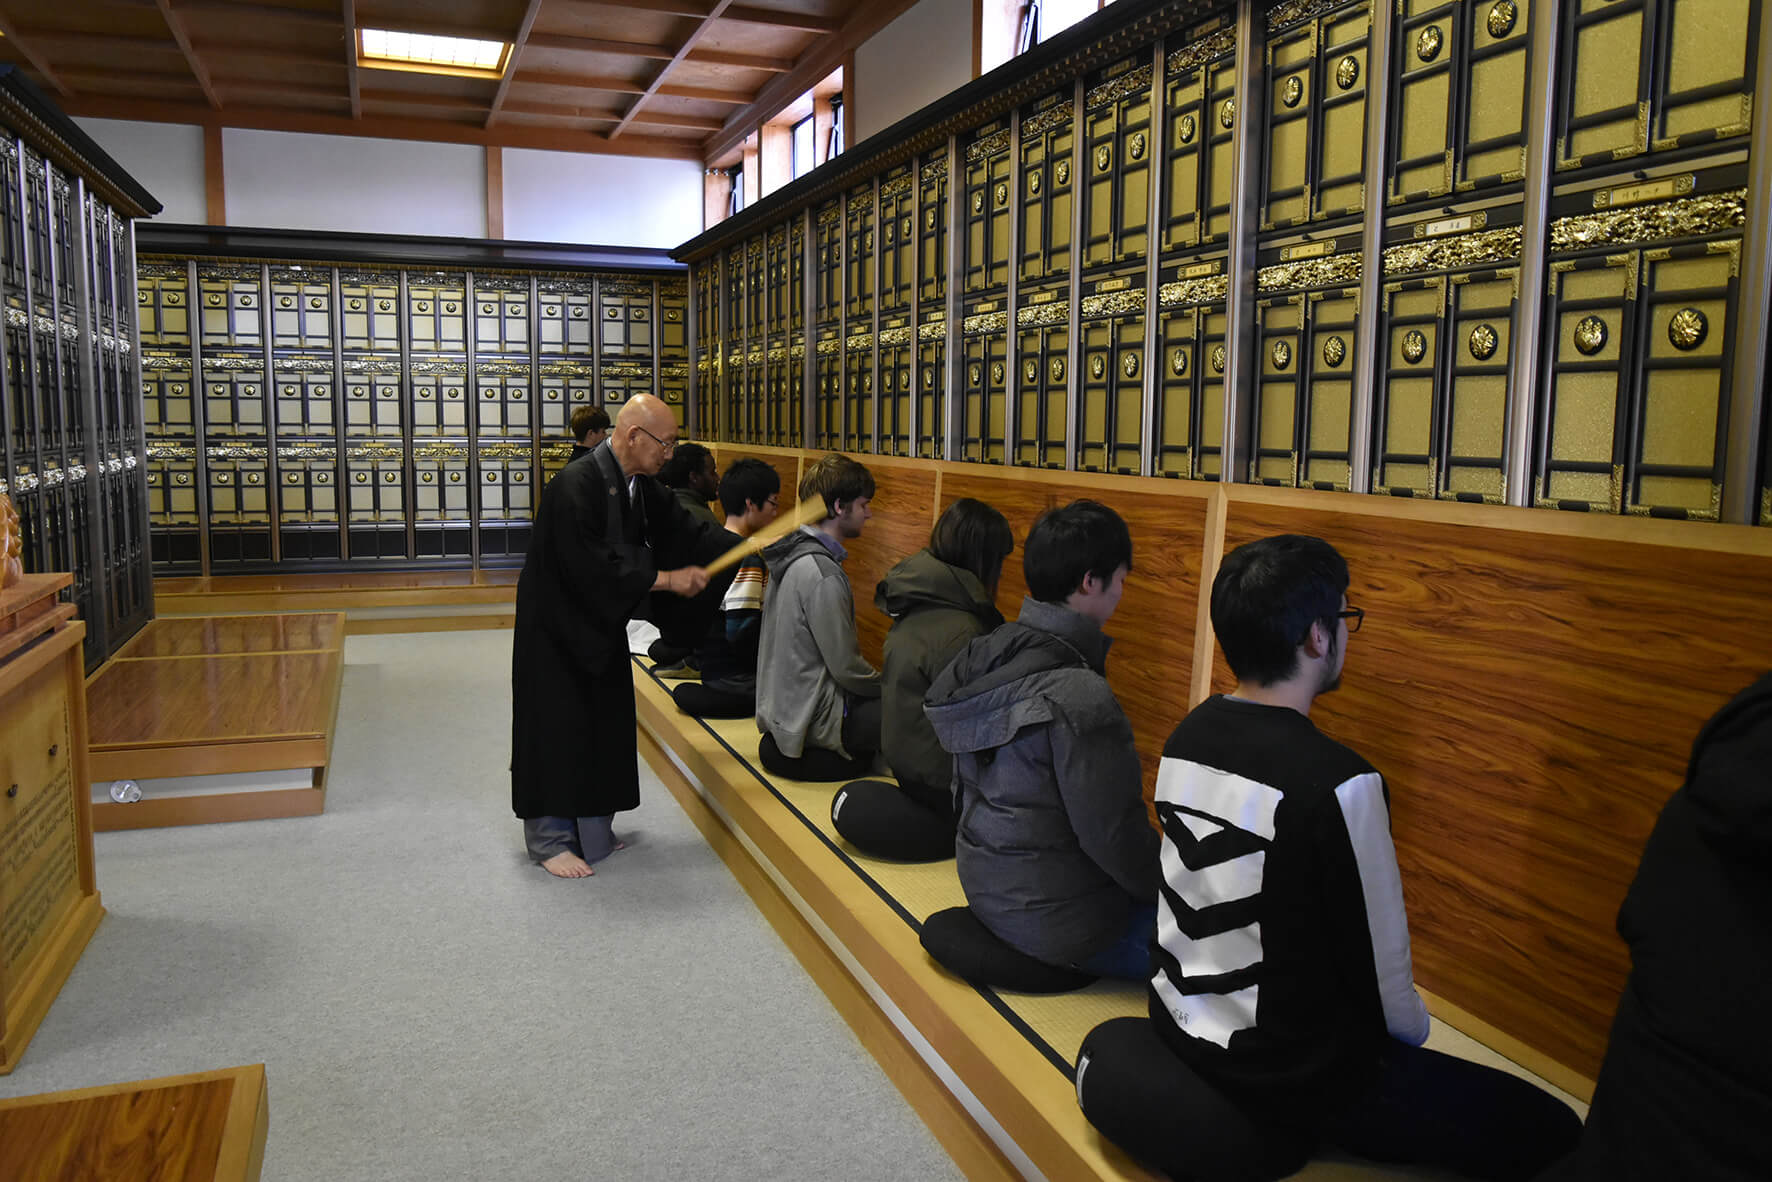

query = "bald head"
610;393;680;477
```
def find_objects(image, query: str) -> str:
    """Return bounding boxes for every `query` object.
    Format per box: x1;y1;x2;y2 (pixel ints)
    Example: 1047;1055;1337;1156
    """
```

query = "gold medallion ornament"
1402;329;1428;364
882;369;894;391
417;301;430;312
1337;56;1360;91
972;192;985;214
310;297;324;309
1178;114;1197;145
1056;160;1070;185
1091;354;1106;379
240;295;253;307
279;296;293;308
1282;76;1303;108
1051;357;1065;382
1028;169;1042;195
1574;315;1608;356
1417;26;1443;62
924;367;935;389
167;292;181;305
1024;359;1039;383
902;216;912;238
1668;307;1708;351
969;363;982;384
927;208;938;229
445;303;457;313
1487;1;1517;37
1171;349;1187;376
1219;99;1236;129
1122;352;1139;378
1469;322;1499;361
1129;132;1146;161
1211;344;1227;373
1271;339;1292;369
991;362;1005;384
1096;145;1112;171
207;293;223;306
1322;335;1346;367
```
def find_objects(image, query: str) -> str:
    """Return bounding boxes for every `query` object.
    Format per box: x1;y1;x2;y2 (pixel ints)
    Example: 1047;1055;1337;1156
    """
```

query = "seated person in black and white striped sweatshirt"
1139;534;1579;1181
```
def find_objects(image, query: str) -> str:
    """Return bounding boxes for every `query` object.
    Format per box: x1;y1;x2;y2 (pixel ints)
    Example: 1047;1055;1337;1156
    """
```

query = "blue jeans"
1072;901;1157;980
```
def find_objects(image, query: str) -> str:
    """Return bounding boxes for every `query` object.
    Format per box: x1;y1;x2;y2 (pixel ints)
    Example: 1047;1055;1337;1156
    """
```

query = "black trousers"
672;680;754;718
1077;1017;1581;1182
758;697;883;782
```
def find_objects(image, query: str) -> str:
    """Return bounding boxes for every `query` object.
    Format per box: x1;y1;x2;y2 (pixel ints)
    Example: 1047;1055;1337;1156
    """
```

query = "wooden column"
203;124;225;226
486;145;504;240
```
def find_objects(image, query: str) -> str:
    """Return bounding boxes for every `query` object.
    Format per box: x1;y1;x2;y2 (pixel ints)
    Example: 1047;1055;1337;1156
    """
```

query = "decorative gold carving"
1095;144;1112;172
1028;168;1042;196
540;361;597;377
917;321;946;343
1487;1;1517;38
1322;335;1346;367
1023;358;1038;383
1336;56;1360;90
1402;330;1428;364
1551;188;1747;252
1258;255;1362;291
346;443;403;461
1469;323;1499;361
966;129;1011;161
275;357;341;373
1056;159;1072;186
414;444;468;460
1282;76;1303;107
879;327;913;346
1017;303;1070;327
1129;131;1147;161
816;338;841;355
971;191;985;214
968;362;982;385
879;174;913;199
206;444;268;461
1177;113;1198;145
963;311;1009;334
1170;349;1187;376
1022;105;1073;136
1051;357;1065;382
1090;355;1106;379
1573;316;1608;355
198;356;266;373
990;361;1005;384
1417;26;1443;62
1081;289;1147;319
148;443;199;461
921;157;948;180
1269;340;1292;370
994;180;1009;207
1266;0;1344;33
1086;65;1152;111
1121;352;1139;378
1211;345;1226;373
1219;98;1235;129
1668;308;1708;351
1167;27;1237;75
139;261;187;281
1159;276;1230;308
845;333;874;352
1383;227;1523;275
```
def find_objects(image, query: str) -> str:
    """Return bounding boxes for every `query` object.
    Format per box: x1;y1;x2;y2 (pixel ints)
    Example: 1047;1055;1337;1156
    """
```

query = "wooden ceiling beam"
511;69;748;105
24;32;179;52
359;89;486;112
721;5;840;33
611;0;736;138
627;109;724;132
686;48;791;71
342;0;361;118
54;93;706;158
0;13;74;96
525;32;675;60
703;0;918;162
174;0;340;26
502;100;721;134
485;0;546;129
156;0;222;108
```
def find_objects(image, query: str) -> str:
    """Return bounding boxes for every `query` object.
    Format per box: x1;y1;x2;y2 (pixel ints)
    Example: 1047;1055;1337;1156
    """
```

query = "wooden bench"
84;614;347;831
633;660;1582;1180
154;571;517;635
0;1063;268;1181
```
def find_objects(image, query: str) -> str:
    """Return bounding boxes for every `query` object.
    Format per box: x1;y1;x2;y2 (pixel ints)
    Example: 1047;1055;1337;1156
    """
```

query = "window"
1016;0;1110;53
358;28;510;78
828;96;845;160
729;167;744;216
792;115;816;180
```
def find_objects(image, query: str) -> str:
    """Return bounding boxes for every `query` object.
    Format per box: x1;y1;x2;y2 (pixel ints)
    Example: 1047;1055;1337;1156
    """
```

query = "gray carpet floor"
0;630;963;1182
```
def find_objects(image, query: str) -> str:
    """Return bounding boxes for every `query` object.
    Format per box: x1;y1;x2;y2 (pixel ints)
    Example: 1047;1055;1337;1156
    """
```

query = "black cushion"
919;906;1098;994
832;780;955;862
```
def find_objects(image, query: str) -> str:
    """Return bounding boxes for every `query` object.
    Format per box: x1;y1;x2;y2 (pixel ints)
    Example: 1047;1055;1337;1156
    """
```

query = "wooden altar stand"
84;613;347;831
0;1063;269;1181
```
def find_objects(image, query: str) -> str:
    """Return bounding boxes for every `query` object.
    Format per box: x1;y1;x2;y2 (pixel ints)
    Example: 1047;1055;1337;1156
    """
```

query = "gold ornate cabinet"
677;0;1771;524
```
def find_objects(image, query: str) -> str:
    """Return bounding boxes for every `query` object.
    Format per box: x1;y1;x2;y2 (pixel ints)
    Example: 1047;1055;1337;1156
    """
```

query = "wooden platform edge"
155;586;516;614
91;786;326;832
1420;988;1597;1104
638;725;1021;1182
0;894;104;1075
344;614;515;635
634;672;1156;1182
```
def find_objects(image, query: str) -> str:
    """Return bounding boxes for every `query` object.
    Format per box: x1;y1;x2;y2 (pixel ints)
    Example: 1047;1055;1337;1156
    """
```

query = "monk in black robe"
511;394;719;878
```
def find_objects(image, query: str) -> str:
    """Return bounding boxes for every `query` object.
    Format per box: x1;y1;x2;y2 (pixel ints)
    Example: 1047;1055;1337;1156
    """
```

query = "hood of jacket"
874;549;1003;630
761;525;839;580
922;597;1117;756
1683;671;1772;860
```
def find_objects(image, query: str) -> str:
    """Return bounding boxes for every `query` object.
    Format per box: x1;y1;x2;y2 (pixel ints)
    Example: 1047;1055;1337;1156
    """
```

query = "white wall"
501;149;702;246
72;118;207;224
222;129;486;238
853;0;975;144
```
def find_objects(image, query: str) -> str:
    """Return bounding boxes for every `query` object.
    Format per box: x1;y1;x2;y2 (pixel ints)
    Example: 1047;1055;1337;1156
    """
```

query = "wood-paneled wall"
711;444;1772;1091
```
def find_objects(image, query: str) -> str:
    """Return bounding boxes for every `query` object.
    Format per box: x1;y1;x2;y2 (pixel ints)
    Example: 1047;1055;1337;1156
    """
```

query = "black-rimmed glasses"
1336;606;1365;633
637;426;677;454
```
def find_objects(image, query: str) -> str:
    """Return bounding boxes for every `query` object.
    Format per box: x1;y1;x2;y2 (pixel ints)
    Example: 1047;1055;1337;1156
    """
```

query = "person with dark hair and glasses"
832;498;1014;862
1076;533;1579;1181
755;453;883;781
672;459;782;719
925;500;1160;978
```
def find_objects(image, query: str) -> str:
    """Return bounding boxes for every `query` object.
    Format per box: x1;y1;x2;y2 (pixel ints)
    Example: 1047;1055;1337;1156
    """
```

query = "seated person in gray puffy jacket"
754;454;883;781
925;500;1160;979
832;498;1012;862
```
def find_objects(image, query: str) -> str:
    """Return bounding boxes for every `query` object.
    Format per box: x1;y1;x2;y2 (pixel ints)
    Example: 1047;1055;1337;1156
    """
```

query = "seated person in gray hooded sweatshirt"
754;453;883;781
925;500;1160;979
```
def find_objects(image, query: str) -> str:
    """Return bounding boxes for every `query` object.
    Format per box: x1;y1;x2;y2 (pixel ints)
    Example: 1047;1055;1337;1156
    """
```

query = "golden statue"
0;492;22;589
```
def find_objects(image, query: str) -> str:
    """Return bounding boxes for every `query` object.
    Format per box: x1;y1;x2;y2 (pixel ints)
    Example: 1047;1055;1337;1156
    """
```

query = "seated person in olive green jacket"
832;499;1013;862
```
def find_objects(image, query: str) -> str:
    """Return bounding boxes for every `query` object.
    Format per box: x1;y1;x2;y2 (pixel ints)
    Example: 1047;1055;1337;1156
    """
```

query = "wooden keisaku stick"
702;496;828;576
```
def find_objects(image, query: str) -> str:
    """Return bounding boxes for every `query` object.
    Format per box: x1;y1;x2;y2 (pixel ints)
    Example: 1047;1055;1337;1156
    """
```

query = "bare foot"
540;851;593;878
